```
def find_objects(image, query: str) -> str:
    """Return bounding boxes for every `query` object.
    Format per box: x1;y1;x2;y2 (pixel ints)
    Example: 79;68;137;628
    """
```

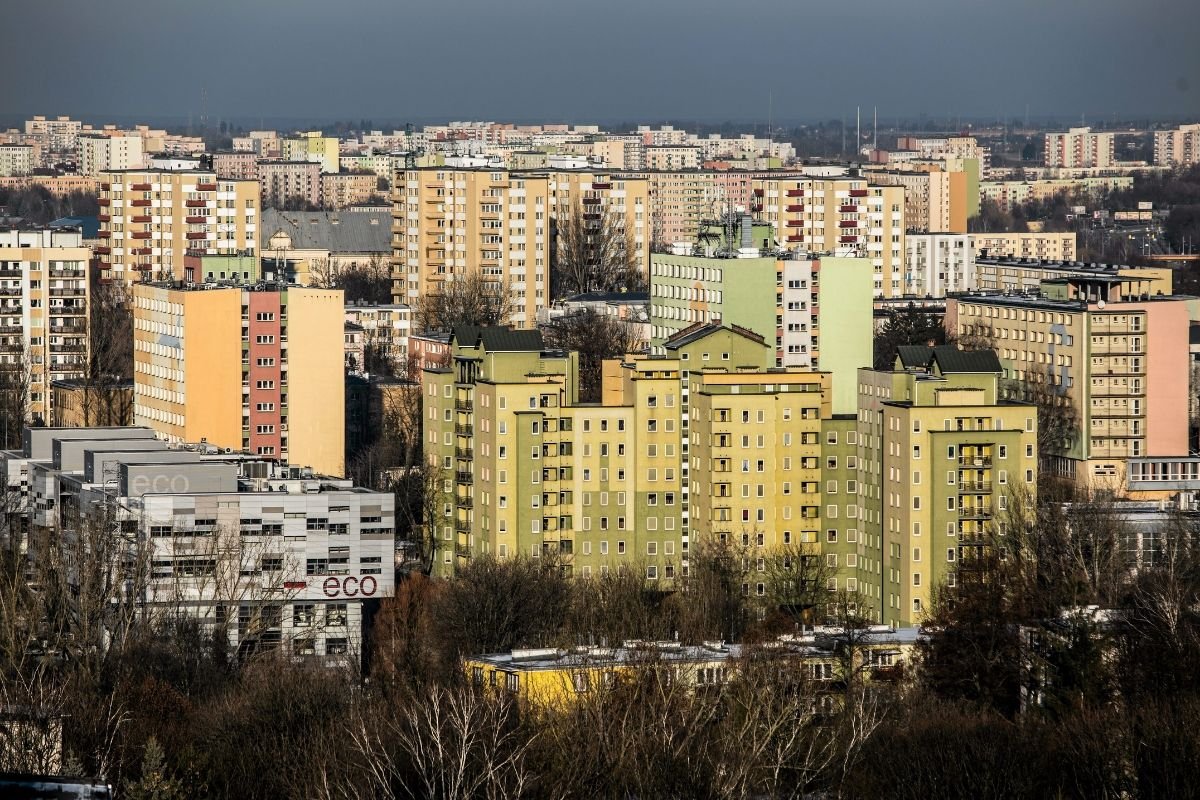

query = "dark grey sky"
6;0;1199;124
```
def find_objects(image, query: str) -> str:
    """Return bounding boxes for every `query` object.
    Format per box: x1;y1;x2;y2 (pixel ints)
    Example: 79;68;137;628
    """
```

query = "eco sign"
322;575;378;598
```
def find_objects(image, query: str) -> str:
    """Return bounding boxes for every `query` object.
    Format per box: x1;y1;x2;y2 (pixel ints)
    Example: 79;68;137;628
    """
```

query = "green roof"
897;345;1001;374
452;325;544;352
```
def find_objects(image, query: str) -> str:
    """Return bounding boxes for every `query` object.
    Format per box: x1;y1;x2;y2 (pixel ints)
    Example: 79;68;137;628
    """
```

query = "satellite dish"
1097;300;1105;308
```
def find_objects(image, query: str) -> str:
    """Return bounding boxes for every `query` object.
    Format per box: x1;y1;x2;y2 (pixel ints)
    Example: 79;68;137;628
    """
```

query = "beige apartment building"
0;145;34;177
1044;127;1115;168
946;274;1191;488
79;134;145;176
643;145;702;171
972;232;1077;261
212;151;259;181
258;160;323;209
321;172;378;208
0;228;90;424
391;167;649;328
862;166;968;233
24;116;82;153
619;170;763;246
1154;124;1200;168
751;176;907;298
97;170;260;285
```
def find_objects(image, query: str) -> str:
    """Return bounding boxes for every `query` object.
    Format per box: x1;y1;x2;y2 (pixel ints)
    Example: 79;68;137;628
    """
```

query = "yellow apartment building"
132;282;346;476
971;231;1077;262
97;170;259;285
391;167;649;327
857;346;1038;625
751;176;907;298
281;131;340;173
0;228;90;424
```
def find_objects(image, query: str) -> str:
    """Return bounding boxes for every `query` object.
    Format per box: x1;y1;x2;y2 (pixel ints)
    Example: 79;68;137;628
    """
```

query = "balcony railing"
958;506;994;519
958;456;993;467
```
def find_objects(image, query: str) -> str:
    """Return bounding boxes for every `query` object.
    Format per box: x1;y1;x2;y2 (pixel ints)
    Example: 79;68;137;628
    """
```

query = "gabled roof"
663;321;766;350
259;209;390;253
897;344;1002;374
452;325;544;352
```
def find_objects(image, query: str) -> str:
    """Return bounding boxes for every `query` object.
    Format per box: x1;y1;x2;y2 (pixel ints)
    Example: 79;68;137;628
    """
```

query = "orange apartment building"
132;282;346;476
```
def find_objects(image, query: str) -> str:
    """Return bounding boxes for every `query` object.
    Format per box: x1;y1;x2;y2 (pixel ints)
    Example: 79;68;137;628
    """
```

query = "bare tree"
414;272;513;333
552;200;643;299
540;309;640;402
81;282;134;427
0;345;32;447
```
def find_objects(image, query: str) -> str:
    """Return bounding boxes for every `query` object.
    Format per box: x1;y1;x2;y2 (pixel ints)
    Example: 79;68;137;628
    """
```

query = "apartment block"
648;252;872;411
970;256;1169;295
862;167;968;233
980;177;1133;212
0;228;90;423
79;134;145;176
391;167;649;328
97;170;259;284
945;275;1191;487
0;145;33;177
857;346;1038;624
644;145;702;171
903;233;975;296
212;151;259;181
1153;123;1200;168
281;132;340;173
1;427;394;665
258;160;323;209
321;172;378;208
132;283;346;477
24;116;82;153
344;302;411;371
972;231;1077;262
624;170;761;247
1044;127;1115;168
751;176;907;298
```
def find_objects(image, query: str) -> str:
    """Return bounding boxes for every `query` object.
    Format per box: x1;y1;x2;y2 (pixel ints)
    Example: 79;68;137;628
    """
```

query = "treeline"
0;185;99;224
5;482;1200;798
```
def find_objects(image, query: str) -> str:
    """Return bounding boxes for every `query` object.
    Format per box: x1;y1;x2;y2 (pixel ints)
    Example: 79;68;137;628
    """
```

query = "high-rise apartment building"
1044;127;1115;168
648;252;872;412
97;170;259;284
903;233;975;297
281;132;340;173
751;176;907;298
391;167;649;327
24;116;82;153
946;275;1190;487
862;167;969;233
212;151;260;181
79;134;145;176
1153;123;1200;168
132;283;346;477
258;160;323;209
0;228;90;424
857;346;1038;624
0;145;34;177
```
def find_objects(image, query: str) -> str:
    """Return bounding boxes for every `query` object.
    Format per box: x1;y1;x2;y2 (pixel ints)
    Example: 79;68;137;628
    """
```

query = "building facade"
0;228;90;424
1044;127;1116;168
0;145;34;177
1153;124;1200;169
97;170;259;284
903;233;975;297
132;283;346;477
79;134;145;176
258;160;323;209
972;232;1077;262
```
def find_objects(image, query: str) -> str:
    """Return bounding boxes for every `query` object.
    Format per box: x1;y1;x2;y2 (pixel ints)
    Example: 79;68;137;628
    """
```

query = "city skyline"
9;0;1199;123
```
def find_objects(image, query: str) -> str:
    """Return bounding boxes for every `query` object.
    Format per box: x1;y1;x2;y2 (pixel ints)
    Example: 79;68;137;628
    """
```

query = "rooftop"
259;208;390;253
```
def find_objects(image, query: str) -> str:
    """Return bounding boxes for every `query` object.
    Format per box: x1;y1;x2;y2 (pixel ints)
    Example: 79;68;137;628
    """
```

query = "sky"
4;0;1198;126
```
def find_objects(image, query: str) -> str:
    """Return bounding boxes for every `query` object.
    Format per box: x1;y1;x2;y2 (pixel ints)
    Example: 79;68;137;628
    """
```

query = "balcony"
197;182;218;191
130;183;151;191
455;470;472;484
185;199;206;208
456;495;473;508
129;199;151;207
583;213;601;221
97;214;111;223
454;543;472;558
455;423;473;436
958;456;993;467
454;397;473;411
753;188;764;196
958;482;993;493
94;245;111;255
839;220;858;228
185;215;207;224
785;220;805;228
131;215;152;223
133;264;153;271
787;234;804;243
132;247;153;256
454;519;471;534
131;231;151;240
785;204;804;212
455;447;474;460
786;189;804;197
849;188;868;197
593;182;611;190
839;235;858;243
97;230;112;239
97;198;111;207
186;232;207;240
958;506;994;519
582;197;602;205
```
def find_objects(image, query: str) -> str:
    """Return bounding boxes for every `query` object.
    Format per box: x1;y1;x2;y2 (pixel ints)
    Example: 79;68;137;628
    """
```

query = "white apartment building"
3;427;395;666
79;134;146;177
903;233;975;296
0;145;34;177
0;228;89;424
